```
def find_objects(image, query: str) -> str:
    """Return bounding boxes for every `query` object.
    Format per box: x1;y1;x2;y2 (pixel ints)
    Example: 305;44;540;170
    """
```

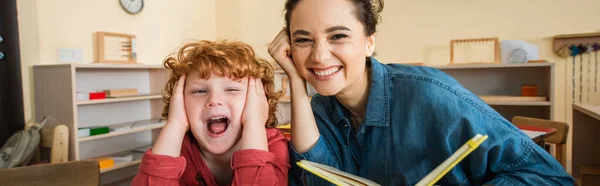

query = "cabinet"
434;62;555;120
33;63;167;175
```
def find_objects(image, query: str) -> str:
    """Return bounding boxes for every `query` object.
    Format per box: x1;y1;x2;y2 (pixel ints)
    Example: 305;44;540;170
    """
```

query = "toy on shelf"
104;88;138;98
450;37;500;65
553;32;600;103
500;40;541;64
95;31;137;64
521;85;539;97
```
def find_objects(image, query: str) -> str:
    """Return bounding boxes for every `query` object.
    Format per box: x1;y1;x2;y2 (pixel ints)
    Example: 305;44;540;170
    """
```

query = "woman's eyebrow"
292;29;310;37
292;26;351;37
325;26;351;33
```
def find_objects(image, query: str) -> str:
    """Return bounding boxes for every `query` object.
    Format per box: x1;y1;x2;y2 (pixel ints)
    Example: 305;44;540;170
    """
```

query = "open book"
296;134;488;186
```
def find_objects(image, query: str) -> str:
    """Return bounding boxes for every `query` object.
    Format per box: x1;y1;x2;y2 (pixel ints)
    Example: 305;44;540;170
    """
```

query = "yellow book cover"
296;134;488;186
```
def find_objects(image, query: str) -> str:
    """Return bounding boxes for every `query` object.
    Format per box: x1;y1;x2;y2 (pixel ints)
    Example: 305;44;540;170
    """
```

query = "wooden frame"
450;37;500;65
95;31;137;64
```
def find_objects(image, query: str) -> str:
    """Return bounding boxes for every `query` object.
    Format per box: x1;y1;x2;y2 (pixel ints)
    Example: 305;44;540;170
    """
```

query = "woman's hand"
268;28;302;81
241;77;269;128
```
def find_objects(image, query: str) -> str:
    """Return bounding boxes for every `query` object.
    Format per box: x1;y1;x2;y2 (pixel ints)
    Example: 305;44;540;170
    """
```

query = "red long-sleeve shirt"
132;128;290;186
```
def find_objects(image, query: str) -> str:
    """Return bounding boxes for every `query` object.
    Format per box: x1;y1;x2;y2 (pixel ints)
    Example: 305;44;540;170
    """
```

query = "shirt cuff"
231;149;276;168
138;149;187;179
289;135;328;163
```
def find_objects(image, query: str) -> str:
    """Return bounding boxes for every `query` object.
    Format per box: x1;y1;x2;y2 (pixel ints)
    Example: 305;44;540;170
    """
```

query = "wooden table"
518;125;557;147
572;104;600;185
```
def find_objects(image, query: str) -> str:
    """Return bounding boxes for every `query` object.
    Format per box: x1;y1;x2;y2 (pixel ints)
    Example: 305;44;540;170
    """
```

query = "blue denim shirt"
289;58;573;185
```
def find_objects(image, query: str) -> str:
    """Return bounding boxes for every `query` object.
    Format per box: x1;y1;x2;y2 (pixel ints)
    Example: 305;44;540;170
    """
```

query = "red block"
89;92;106;100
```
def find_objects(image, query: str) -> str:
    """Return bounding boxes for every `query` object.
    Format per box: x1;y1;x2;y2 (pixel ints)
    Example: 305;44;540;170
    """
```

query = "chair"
511;116;569;169
39;124;69;163
0;160;100;186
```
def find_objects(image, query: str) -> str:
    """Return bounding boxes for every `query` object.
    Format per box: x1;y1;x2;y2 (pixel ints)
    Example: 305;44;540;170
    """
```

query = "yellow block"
95;158;114;169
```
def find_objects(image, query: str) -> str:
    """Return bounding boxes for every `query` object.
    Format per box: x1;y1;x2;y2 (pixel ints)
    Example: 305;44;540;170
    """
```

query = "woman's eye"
226;88;240;92
331;34;348;40
294;38;312;43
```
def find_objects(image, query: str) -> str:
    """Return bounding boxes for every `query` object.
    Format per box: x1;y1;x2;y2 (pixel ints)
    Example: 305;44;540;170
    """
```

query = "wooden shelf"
432;62;553;70
554;32;600;39
77;94;162;105
34;63;164;69
485;101;551;106
79;120;166;142
100;159;142;173
88;147;147;173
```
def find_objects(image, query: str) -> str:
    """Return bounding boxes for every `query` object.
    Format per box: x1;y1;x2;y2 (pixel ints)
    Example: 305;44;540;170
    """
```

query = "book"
296;134;488;186
108;118;165;132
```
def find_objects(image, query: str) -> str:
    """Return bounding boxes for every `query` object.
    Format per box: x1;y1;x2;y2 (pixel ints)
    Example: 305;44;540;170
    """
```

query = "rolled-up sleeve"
131;150;187;186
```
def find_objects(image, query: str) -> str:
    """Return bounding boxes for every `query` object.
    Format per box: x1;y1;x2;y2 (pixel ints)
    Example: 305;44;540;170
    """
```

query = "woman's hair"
284;0;384;36
161;40;282;128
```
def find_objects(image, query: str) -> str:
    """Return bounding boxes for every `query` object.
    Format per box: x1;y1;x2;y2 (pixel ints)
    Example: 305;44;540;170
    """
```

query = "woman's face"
289;0;375;96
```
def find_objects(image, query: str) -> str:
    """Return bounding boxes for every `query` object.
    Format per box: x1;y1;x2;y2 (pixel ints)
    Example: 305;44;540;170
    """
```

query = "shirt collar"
326;57;390;127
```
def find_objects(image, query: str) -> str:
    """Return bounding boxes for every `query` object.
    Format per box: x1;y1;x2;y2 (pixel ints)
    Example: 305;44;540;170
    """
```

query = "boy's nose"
205;94;223;108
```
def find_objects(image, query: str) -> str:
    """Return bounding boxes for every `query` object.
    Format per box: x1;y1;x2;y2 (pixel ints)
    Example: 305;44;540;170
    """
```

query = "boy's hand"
166;75;190;131
268;28;302;81
241;77;269;127
152;75;190;157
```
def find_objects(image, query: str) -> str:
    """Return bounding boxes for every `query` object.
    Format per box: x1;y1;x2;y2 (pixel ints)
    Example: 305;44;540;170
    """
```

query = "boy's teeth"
314;67;340;76
209;116;226;121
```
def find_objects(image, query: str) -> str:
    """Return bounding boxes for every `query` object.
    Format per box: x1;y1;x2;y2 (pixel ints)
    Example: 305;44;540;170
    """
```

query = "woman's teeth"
313;67;341;76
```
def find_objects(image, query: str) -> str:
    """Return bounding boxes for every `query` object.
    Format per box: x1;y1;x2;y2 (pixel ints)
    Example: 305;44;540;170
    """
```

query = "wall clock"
120;0;144;14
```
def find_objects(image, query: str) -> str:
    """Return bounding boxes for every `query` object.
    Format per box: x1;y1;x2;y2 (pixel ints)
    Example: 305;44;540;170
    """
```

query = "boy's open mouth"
206;116;229;134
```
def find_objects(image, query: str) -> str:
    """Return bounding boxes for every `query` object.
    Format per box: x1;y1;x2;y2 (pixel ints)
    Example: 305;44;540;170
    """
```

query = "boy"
132;40;290;186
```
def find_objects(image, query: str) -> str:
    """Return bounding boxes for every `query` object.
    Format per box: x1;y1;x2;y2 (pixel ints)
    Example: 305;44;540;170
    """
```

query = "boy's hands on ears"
241;77;269;128
268;27;302;81
166;75;190;132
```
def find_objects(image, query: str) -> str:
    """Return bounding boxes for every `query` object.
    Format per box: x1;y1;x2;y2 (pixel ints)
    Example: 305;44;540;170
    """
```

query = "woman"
268;0;574;185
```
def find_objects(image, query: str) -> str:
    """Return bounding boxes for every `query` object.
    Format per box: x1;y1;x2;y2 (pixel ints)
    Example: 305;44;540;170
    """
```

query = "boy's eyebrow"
292;26;351;37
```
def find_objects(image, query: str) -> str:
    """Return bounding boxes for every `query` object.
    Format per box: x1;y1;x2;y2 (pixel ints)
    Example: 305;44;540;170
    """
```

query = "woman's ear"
365;34;376;57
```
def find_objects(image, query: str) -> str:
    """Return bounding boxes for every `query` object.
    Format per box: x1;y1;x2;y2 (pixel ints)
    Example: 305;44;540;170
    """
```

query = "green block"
89;126;110;136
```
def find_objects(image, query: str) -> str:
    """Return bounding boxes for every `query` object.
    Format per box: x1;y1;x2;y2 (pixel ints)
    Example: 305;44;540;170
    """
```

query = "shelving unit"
432;62;555;120
273;62;555;122
33;63;167;176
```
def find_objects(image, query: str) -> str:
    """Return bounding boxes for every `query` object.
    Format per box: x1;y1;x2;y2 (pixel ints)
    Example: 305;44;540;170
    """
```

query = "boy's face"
184;71;247;155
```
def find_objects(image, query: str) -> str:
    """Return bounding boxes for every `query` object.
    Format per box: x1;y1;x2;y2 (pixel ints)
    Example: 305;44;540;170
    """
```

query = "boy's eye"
330;34;348;40
192;89;207;94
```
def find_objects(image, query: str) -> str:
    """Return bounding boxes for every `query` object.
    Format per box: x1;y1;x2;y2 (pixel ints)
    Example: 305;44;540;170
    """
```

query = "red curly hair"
162;40;282;128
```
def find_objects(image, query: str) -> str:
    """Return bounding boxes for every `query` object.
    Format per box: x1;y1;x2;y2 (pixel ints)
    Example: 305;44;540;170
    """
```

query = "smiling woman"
269;0;574;185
